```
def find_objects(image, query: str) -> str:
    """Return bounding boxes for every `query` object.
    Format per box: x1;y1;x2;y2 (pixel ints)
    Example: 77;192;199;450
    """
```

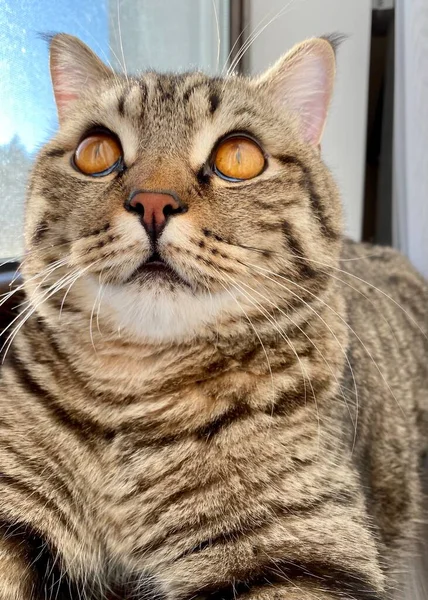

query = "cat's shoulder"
341;237;426;284
339;238;428;329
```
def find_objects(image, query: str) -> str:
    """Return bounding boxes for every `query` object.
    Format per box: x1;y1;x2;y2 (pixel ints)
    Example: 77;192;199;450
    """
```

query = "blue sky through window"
0;0;109;154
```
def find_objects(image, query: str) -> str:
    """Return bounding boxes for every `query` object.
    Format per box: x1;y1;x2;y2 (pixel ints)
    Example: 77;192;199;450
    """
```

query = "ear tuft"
320;33;347;56
48;34;113;124
256;37;339;146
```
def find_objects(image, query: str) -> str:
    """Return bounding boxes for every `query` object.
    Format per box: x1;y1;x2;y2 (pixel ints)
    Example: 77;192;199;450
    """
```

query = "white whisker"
218;270;320;446
1;261;100;363
227;0;302;76
116;0;129;83
213;271;276;408
212;0;221;73
283;250;428;343
221;10;251;75
244;261;405;422
237;278;354;432
0;258;69;309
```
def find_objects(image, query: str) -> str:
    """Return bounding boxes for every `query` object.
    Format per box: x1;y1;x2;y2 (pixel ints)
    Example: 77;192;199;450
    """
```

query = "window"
0;0;230;262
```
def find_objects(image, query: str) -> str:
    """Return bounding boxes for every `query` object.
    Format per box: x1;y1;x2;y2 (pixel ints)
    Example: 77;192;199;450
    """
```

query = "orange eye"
213;136;265;181
74;132;122;176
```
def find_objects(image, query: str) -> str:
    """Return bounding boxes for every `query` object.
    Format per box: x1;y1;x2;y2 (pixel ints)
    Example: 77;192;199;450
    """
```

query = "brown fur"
0;35;427;599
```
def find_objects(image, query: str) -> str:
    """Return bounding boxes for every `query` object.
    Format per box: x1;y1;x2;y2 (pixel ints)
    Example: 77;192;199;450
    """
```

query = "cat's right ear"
49;34;113;124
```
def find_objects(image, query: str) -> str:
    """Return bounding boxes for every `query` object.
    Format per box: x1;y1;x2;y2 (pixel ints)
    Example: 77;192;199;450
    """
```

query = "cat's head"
24;34;342;343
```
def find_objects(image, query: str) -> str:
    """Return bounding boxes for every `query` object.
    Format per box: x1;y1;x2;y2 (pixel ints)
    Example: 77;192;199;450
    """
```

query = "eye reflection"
74;133;122;176
214;136;265;181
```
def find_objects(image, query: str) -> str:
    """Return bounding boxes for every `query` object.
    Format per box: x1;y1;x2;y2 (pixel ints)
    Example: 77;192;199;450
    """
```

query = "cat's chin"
124;253;191;289
82;278;240;344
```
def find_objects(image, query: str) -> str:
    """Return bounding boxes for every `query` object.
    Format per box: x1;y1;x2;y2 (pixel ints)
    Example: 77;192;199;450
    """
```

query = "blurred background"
0;0;426;278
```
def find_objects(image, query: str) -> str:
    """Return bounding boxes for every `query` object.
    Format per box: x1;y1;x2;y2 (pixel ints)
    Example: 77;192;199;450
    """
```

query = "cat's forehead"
134;72;224;136
90;71;262;144
130;71;250;114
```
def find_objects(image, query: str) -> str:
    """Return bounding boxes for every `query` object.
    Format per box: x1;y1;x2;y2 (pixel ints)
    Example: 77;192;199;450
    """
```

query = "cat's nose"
125;190;187;241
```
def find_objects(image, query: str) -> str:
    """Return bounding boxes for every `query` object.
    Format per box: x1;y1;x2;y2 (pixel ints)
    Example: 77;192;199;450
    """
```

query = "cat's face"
24;35;342;343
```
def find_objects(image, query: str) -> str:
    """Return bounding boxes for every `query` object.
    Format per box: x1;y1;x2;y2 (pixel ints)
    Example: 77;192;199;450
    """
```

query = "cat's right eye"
73;132;123;176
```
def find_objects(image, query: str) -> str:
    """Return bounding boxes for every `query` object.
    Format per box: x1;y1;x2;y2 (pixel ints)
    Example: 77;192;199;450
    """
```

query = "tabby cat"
0;33;427;600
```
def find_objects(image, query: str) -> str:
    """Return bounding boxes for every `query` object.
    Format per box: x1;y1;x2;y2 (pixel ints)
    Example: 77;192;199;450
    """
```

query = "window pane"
0;0;230;261
109;0;230;75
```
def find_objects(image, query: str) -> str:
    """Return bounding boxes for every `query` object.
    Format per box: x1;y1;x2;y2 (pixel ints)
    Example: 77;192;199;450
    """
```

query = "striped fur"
0;35;427;599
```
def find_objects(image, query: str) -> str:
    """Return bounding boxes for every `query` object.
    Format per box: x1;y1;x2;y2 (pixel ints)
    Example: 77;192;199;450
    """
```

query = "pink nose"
127;191;183;238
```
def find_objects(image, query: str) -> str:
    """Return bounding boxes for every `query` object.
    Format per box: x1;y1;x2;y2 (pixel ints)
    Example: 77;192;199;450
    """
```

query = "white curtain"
393;0;428;278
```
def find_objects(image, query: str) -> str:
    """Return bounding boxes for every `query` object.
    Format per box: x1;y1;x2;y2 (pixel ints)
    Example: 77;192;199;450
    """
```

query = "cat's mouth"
139;251;169;272
127;252;188;286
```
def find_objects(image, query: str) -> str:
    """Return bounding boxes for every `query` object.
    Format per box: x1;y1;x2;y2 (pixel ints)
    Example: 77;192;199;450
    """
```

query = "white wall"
247;0;372;241
393;0;428;278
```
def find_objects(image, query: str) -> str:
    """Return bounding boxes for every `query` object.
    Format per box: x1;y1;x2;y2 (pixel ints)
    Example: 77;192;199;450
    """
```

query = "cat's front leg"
231;585;381;599
196;569;384;600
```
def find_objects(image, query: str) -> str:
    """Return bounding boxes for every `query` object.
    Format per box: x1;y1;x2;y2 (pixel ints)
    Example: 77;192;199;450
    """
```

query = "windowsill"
0;268;19;295
0;268;24;355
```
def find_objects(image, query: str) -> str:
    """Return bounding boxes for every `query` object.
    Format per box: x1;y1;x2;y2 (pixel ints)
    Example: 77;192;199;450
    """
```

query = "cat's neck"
14;284;348;438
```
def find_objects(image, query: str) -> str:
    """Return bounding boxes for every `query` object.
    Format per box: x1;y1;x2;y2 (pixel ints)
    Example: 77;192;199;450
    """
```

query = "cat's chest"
60;375;305;594
86;379;267;556
65;438;227;598
90;429;235;564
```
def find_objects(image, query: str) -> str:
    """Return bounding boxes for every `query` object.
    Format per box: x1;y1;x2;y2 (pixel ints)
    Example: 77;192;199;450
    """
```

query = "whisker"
89;268;109;352
235;262;360;441
213;271;276;408
0;268;81;360
213;238;272;255
326;270;402;349
89;288;99;353
0;258;69;308
212;0;221;73
237;278;355;433
227;0;301;76
216;271;321;429
218;271;320;445
1;261;100;362
225;5;281;76
68;14;124;83
0;258;18;269
24;238;71;256
221;8;252;74
283;250;428;344
116;0;129;83
96;268;113;336
243;261;405;421
59;266;88;318
246;268;362;447
200;273;220;346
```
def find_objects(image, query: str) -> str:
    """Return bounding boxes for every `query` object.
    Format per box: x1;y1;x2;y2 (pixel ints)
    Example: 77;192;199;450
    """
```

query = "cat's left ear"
255;37;338;146
49;34;114;124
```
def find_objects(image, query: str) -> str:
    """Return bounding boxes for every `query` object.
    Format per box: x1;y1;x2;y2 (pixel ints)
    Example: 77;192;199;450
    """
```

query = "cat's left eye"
73;132;123;176
213;135;266;182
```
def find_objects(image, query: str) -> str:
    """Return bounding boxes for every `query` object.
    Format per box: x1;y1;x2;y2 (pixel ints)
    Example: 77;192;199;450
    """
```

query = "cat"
0;32;427;600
